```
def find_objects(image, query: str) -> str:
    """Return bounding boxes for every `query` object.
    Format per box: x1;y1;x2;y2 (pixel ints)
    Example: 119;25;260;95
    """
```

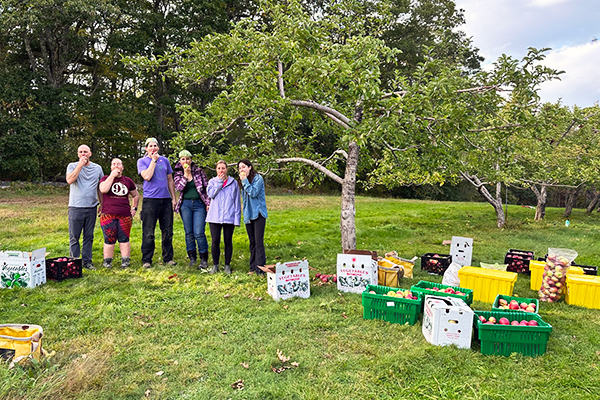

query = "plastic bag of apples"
538;248;578;302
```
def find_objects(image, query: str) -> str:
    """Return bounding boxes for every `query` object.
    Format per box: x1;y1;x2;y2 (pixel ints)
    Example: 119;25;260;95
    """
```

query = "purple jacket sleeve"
173;168;187;192
234;182;241;226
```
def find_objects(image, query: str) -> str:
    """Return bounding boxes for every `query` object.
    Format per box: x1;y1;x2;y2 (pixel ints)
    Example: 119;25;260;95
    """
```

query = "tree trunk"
530;184;547;220
341;141;358;251
460;173;505;228
563;188;580;217
586;190;600;213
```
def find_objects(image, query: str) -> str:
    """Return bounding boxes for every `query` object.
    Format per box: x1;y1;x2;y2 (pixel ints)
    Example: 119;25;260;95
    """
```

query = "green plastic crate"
492;294;540;314
410;280;474;305
473;311;552;357
362;284;423;325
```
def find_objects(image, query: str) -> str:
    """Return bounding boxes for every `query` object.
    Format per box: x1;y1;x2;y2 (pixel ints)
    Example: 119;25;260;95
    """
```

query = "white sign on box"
266;260;310;301
422;294;474;349
336;253;378;294
450;236;473;267
0;248;47;289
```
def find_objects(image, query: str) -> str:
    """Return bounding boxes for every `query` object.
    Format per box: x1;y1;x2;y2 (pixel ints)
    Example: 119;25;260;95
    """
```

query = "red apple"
488;316;497;324
510;320;519;326
528;320;539;326
499;317;510;325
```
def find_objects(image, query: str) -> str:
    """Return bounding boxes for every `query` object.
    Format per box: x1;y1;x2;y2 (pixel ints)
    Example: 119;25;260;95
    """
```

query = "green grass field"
1;187;599;399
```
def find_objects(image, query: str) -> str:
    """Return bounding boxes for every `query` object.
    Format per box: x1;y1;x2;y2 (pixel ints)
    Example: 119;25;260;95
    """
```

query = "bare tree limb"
278;60;285;99
276;157;343;185
321;149;348;165
289;99;352;129
467;124;521;132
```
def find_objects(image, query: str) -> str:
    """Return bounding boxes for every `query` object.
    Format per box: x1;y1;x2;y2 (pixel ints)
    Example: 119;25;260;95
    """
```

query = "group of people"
66;138;268;275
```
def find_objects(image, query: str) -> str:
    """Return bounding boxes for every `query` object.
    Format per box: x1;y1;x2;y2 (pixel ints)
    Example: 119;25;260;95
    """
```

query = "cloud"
529;0;575;7
539;42;600;106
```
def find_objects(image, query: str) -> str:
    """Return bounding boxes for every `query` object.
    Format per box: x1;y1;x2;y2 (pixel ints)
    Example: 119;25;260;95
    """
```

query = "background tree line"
2;0;600;237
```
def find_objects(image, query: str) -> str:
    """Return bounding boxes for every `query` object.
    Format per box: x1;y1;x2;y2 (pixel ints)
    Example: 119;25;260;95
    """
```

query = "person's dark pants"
245;214;266;272
209;223;235;266
140;198;174;264
68;206;98;265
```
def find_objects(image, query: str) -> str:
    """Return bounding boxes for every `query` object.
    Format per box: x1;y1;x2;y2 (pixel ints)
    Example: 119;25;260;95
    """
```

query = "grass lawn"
0;187;599;399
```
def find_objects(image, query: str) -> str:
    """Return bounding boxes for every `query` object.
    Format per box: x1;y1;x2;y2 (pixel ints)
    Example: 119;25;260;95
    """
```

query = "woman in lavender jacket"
173;150;211;269
205;160;241;275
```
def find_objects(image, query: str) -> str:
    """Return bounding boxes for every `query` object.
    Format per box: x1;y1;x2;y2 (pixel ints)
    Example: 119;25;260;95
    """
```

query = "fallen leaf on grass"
240;362;249;369
283;305;288;310
231;379;244;390
173;360;178;365
224;293;231;298
156;370;164;376
291;362;299;367
20;303;27;307
342;312;348;319
277;349;290;363
323;353;332;359
222;330;227;335
145;389;151;397
168;274;178;280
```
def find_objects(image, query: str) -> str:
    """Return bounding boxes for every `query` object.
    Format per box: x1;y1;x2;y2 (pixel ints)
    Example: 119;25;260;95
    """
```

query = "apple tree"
156;0;560;247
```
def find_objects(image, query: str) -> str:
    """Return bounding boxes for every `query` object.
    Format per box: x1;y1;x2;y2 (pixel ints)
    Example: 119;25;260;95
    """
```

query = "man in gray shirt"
66;145;104;269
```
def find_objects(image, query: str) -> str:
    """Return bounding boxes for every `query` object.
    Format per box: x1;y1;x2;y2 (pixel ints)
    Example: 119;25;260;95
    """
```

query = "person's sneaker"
166;260;177;266
210;265;219;274
83;263;96;271
102;258;113;269
224;265;232;275
142;262;152;268
188;258;197;267
199;259;208;270
121;257;131;269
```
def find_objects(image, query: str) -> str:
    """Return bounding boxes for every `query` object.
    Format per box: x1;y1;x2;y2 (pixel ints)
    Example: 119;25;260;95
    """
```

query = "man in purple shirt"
137;138;177;268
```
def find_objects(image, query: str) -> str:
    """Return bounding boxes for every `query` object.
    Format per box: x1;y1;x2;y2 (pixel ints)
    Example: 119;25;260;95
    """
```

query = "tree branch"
467;124;521;132
289;100;352;129
276;157;343;185
278;60;285;99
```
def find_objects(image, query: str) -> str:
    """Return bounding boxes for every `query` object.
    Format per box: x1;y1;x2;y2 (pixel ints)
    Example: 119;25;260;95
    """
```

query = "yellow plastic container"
565;275;600;309
458;267;518;303
567;266;584;275
529;260;546;291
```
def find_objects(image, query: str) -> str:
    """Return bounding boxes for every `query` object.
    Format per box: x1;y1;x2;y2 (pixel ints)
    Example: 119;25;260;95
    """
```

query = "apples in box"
0;248;46;289
263;260;310;301
422;295;474;349
337;251;378;294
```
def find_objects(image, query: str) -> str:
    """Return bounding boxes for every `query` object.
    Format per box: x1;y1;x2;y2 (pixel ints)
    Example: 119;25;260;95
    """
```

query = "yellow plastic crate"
567;266;584;275
565;275;600;309
529;260;546;291
458;267;517;303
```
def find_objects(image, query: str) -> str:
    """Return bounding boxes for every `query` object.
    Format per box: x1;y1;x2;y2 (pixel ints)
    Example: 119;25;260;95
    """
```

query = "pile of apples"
423;254;450;275
539;254;570;302
478;315;539;326
314;273;337;284
423;286;467;296
48;257;81;280
505;250;534;273
496;298;536;313
368;289;418;300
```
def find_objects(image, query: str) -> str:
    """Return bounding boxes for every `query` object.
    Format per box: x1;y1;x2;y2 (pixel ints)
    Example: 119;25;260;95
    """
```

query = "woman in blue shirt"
238;159;268;275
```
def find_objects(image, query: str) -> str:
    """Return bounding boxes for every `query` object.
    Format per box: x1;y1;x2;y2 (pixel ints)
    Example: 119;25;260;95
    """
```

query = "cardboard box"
0;248;46;289
450;236;473;267
264;260;310;301
337;251;378;294
422;295;474;349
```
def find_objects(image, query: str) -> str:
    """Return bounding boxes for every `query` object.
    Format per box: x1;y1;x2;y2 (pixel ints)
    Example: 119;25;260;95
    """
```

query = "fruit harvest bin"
571;262;598;276
46;257;82;281
492;294;539;314
529;260;546;291
473;311;552;357
565;274;600;309
504;249;534;274
420;253;452;275
410;281;473;305
362;284;423;325
458;267;517;303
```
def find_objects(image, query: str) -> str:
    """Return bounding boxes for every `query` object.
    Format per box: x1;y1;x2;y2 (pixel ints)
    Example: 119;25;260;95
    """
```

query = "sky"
454;0;600;108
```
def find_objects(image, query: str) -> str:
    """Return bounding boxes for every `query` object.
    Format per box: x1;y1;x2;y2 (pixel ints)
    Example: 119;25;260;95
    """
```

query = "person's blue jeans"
140;198;174;264
180;199;208;254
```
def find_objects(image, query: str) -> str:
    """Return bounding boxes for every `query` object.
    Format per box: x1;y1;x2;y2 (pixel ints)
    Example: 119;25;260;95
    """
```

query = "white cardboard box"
337;253;378;294
450;236;473;267
422;295;474;349
266;260;310;301
0;248;47;289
